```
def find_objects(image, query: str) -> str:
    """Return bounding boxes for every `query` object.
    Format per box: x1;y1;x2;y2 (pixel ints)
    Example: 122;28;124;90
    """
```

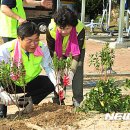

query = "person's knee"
50;84;55;92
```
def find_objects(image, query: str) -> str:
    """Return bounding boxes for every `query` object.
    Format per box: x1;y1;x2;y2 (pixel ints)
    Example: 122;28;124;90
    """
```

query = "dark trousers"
0;75;55;117
8;75;55;104
72;49;85;103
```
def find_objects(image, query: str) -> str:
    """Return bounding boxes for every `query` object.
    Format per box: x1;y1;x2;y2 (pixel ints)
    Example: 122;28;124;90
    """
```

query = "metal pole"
57;0;61;11
107;0;112;28
126;10;129;32
117;0;125;43
81;0;86;23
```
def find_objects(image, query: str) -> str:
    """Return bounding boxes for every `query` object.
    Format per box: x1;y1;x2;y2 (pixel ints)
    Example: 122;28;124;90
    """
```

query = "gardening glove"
63;59;78;86
0;87;15;106
55;85;65;100
59;90;65;101
63;71;74;86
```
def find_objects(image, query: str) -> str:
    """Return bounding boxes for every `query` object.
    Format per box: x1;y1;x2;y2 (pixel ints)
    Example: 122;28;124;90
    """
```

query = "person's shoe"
18;97;29;108
23;99;33;114
72;98;80;108
102;67;116;74
0;105;7;118
18;97;33;114
52;97;65;105
107;67;116;74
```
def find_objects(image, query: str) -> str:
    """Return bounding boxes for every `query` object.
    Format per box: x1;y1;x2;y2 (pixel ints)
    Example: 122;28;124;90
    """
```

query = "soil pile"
0;103;82;130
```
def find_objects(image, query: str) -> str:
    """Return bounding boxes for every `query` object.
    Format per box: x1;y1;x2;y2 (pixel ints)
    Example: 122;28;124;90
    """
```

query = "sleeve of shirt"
1;0;16;8
72;28;85;62
40;43;56;86
0;43;11;63
78;28;85;52
46;29;55;57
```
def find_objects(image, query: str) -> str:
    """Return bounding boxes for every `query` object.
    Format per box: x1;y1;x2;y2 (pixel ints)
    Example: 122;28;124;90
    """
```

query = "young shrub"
78;43;130;113
52;52;72;105
0;60;27;117
89;43;115;80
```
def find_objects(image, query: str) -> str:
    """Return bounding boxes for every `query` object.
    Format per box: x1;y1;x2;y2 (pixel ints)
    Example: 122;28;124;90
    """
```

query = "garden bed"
1;37;130;130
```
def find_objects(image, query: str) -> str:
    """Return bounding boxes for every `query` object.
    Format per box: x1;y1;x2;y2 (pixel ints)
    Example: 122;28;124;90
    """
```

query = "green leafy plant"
0;60;27;117
52;52;72;105
77;43;130;113
89;43;115;80
79;79;130;113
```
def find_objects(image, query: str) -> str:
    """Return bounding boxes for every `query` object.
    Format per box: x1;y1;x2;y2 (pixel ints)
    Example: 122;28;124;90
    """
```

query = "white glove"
55;85;65;100
0;87;15;106
55;85;63;94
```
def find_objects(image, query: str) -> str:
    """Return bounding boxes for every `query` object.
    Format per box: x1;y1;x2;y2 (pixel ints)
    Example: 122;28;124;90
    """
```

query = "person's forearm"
44;67;57;86
69;59;79;75
0;46;11;63
78;28;85;51
24;0;52;9
46;29;55;57
23;0;41;7
1;5;21;20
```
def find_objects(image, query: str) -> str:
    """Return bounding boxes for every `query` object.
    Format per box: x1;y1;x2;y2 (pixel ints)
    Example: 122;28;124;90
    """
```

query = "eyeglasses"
25;39;39;45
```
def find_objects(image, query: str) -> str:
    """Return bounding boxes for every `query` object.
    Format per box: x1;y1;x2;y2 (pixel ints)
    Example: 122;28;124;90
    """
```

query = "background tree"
74;0;119;21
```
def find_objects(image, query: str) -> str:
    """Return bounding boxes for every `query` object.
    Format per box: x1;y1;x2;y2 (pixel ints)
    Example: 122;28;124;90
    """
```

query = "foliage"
77;43;130;113
125;78;130;89
0;61;12;88
89;43;115;79
10;62;26;86
0;60;26;88
0;60;27;116
52;52;72;103
74;0;119;20
53;52;72;77
78;79;130;113
74;0;104;20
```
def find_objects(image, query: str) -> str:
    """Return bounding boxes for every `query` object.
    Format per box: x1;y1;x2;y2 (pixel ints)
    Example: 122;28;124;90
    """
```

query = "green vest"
8;41;43;86
48;19;85;54
0;0;26;38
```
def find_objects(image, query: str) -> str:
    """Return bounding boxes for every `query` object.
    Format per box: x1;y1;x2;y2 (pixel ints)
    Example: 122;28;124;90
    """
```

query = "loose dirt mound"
0;103;82;130
1;102;130;130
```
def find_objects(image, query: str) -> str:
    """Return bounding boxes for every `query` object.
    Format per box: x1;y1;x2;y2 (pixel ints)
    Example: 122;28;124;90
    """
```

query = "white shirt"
0;40;56;86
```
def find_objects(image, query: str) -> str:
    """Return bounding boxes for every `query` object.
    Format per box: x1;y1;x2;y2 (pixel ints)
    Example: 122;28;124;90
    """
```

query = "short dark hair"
17;22;40;40
53;7;78;28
